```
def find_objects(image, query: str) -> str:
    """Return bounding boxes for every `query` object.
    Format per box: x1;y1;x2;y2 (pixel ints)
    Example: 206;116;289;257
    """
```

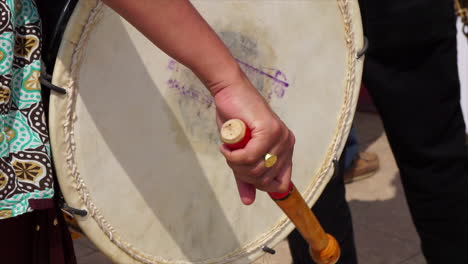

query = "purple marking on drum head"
235;58;289;88
167;59;178;71
167;78;213;107
166;59;289;104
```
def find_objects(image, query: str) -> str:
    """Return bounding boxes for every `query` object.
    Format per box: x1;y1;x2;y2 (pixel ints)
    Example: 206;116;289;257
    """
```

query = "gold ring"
264;153;278;168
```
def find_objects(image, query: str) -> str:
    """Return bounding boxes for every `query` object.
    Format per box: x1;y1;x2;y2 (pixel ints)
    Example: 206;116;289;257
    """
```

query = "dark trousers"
289;1;468;263
0;203;77;264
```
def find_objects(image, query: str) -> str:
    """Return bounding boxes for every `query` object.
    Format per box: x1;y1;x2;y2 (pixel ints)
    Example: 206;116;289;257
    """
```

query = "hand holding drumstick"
214;80;296;204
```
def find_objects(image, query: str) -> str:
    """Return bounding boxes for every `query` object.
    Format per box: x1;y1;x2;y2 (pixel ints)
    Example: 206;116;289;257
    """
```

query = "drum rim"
48;1;364;263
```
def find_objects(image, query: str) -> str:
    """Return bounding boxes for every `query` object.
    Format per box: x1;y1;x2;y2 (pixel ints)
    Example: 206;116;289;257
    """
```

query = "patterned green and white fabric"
0;0;54;219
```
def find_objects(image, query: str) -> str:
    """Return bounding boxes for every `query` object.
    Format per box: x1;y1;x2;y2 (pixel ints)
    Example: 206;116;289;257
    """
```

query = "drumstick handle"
220;119;340;264
272;184;340;263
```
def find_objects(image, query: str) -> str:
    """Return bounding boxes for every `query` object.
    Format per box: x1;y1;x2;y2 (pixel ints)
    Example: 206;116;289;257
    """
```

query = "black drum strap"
36;0;78;75
35;1;85;217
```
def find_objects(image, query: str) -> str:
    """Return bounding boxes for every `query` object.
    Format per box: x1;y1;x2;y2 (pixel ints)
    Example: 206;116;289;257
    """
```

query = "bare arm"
102;0;239;95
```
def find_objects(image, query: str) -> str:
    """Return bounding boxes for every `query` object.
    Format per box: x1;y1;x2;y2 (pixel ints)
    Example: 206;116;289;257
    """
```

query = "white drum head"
49;1;364;263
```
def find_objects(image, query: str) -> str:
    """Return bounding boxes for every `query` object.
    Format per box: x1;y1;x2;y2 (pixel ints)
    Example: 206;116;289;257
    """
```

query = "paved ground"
74;112;453;264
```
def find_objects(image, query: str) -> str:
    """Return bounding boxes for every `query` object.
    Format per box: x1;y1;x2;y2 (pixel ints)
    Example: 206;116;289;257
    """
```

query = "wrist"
194;58;244;97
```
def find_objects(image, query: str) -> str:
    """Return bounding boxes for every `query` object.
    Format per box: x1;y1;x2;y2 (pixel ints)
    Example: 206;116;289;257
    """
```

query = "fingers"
221;126;295;194
212;77;296;202
233;152;292;194
223;143;291;192
270;157;293;192
222;120;284;165
221;120;290;165
235;178;256;205
254;131;295;191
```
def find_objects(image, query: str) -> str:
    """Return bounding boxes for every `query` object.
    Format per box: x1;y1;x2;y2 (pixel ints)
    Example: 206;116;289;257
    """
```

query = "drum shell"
49;1;365;263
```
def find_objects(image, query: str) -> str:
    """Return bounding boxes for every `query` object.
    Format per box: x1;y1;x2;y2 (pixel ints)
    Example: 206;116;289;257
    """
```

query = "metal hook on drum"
39;64;67;94
59;197;88;217
356;37;369;59
39;76;67;94
262;245;276;255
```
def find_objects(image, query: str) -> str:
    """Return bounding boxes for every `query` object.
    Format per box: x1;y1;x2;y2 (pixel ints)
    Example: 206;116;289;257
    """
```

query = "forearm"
102;0;241;95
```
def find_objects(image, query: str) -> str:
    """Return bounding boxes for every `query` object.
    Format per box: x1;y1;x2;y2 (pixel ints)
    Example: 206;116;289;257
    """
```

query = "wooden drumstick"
220;119;340;264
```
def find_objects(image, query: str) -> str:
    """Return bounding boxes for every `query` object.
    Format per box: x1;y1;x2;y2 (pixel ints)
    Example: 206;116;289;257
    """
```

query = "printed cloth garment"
0;0;54;219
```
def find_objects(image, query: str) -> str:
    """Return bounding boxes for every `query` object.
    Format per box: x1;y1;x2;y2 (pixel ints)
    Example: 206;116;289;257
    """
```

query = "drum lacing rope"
302;0;359;237
65;3;125;253
311;0;357;195
63;0;360;263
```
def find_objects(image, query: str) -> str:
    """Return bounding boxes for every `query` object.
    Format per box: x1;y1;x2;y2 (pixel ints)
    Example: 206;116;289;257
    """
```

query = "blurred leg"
359;0;468;262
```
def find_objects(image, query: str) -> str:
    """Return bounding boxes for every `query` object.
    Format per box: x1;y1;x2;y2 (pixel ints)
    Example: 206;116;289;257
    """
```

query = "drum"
48;0;364;263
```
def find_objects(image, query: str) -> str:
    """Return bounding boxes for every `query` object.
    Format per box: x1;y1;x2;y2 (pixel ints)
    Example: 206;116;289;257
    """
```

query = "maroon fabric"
0;202;77;264
356;84;377;113
29;198;55;210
